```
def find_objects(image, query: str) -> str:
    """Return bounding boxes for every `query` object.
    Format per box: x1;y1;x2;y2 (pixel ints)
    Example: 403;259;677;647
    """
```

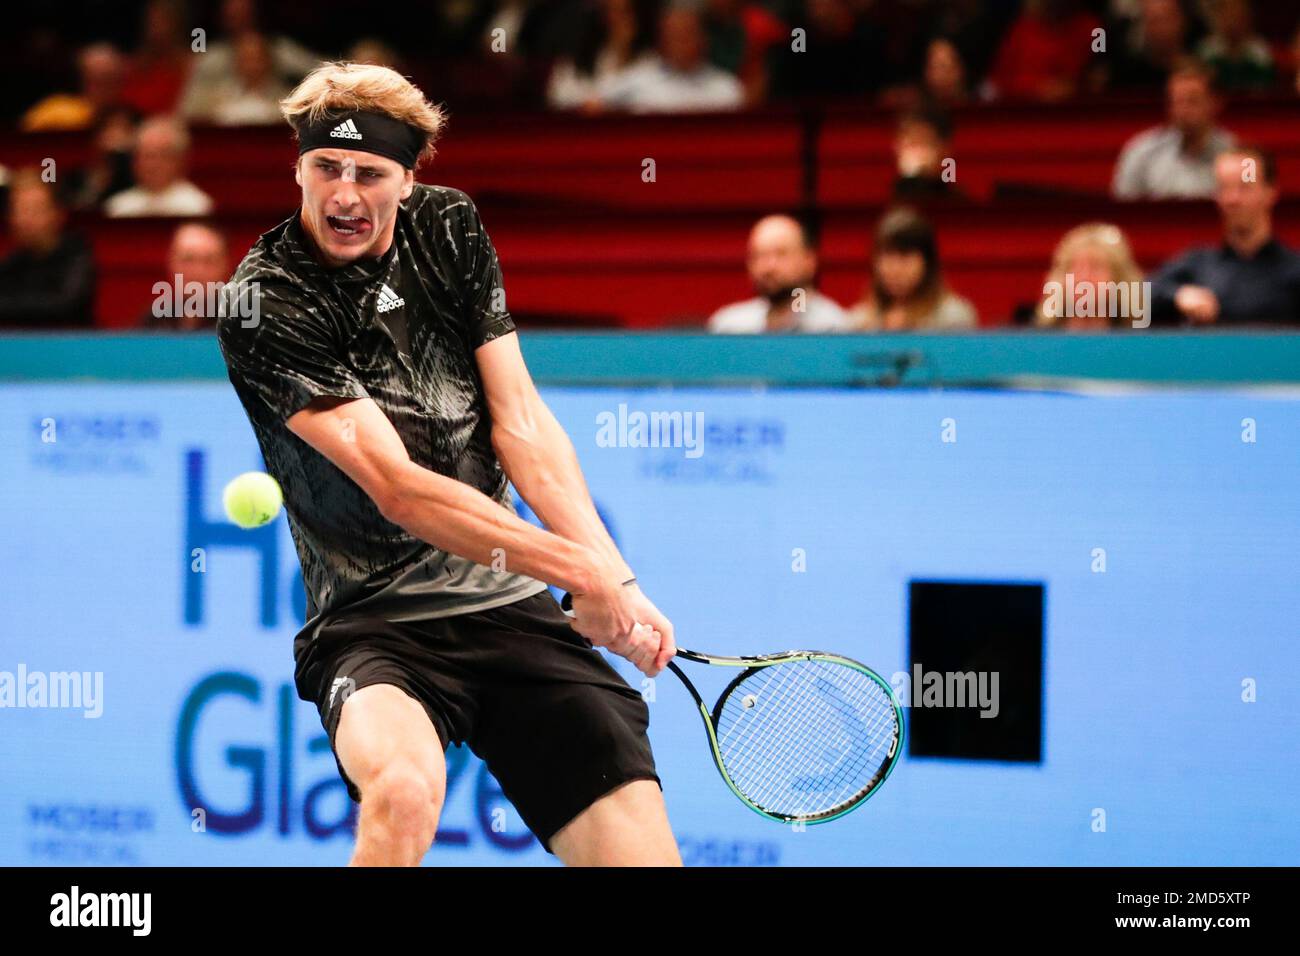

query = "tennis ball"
222;471;283;529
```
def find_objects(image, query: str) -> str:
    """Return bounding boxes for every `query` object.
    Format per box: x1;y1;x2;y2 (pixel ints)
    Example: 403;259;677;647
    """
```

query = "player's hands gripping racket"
560;591;904;825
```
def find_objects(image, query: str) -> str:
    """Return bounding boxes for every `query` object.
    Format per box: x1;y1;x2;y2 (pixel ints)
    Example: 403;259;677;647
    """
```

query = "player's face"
296;148;414;267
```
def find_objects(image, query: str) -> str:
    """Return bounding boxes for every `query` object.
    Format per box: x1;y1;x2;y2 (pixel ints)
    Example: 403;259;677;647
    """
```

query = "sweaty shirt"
216;184;548;652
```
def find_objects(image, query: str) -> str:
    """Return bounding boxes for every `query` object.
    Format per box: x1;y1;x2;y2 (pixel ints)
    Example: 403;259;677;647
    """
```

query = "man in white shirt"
105;116;214;218
600;4;743;114
708;215;851;333
1112;63;1235;200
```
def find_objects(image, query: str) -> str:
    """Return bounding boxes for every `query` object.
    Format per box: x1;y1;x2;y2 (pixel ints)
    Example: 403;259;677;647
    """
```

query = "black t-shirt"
217;184;547;649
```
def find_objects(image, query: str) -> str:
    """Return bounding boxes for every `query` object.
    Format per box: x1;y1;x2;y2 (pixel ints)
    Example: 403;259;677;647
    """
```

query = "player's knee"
361;758;442;841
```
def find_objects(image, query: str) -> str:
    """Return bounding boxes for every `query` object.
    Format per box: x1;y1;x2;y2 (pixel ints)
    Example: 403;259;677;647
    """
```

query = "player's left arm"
476;331;676;670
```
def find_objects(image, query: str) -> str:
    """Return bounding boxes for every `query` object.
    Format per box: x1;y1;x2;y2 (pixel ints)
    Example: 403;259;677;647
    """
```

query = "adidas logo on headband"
329;119;363;141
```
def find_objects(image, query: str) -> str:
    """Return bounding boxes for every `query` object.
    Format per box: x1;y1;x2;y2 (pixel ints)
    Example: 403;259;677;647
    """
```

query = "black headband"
297;111;424;170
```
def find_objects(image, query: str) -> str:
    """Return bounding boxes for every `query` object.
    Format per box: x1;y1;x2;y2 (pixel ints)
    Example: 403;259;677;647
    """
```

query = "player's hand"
1174;285;1219;324
567;580;676;678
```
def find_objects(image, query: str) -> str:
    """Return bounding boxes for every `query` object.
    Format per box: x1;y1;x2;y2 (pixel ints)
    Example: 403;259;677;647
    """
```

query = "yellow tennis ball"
222;471;283;529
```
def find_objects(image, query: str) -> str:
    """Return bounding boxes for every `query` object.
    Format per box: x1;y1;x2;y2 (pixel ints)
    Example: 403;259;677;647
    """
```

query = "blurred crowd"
1;0;1299;331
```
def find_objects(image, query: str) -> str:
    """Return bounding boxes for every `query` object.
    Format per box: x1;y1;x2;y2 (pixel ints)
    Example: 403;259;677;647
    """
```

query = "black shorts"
294;588;662;854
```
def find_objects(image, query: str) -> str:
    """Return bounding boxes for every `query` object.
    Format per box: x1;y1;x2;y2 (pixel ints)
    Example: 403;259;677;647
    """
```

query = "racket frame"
667;647;905;826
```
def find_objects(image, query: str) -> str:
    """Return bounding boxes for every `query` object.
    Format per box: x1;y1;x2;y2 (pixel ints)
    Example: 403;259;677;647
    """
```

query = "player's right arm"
286;393;624;603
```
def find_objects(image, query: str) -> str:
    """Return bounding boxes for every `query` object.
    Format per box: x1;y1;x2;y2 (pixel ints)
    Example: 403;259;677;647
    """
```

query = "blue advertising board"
1;383;1297;865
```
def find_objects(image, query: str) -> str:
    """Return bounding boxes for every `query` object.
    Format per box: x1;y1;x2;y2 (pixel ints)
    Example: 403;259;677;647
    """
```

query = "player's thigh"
334;683;447;806
550;779;682;866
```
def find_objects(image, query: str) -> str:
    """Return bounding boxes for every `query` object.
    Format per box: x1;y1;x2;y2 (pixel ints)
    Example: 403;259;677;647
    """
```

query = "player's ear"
400;169;414;201
294;159;303;188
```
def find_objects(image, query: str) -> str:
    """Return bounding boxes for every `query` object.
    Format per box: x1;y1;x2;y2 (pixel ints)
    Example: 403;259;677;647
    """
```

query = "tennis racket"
560;592;905;825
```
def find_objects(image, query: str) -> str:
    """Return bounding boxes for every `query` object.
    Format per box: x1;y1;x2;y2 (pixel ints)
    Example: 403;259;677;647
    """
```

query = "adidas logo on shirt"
329;118;363;140
376;283;405;313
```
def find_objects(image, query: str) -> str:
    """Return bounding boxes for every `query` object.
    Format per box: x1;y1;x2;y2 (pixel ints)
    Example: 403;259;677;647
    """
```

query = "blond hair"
1036;223;1143;328
279;62;447;169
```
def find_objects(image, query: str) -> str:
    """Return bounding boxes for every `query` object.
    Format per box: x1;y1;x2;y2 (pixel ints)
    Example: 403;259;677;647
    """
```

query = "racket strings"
721;666;894;816
714;659;898;818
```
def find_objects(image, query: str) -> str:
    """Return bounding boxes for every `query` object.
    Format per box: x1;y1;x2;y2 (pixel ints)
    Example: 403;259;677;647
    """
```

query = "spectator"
989;0;1103;101
768;0;886;101
708;214;850;333
1108;0;1197;91
179;0;323;119
1034;223;1145;329
922;37;972;107
182;31;290;125
600;4;745;113
879;36;973;111
120;0;192;116
104;116;214;217
21;43;126;132
1150;146;1300;325
1112;63;1234;199
893;109;965;201
61;106;139;211
702;0;785;105
1292;24;1300;96
547;0;658;111
142;222;231;330
346;38;404;70
850;207;976;331
0;171;96;329
1196;0;1274;92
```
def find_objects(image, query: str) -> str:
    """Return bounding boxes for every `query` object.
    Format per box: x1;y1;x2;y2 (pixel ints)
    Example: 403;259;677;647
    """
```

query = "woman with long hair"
851;207;977;331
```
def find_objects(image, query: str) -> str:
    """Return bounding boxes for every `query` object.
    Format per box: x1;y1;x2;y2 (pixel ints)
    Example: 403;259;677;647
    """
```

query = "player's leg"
549;779;682;866
334;683;447;866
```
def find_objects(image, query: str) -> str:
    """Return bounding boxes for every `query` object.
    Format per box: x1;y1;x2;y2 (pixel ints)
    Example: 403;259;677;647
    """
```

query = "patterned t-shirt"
217;184;548;652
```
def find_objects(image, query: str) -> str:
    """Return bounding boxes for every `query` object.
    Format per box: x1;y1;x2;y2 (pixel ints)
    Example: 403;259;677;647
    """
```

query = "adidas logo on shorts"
376;283;405;313
329;118;363;140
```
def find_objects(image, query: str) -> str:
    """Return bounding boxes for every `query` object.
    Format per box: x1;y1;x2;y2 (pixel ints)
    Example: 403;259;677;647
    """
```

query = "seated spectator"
599;3;744;113
21;43;126;132
104;116;214;218
850;208;976;331
988;0;1103;101
120;0;192;117
1034;223;1146;330
1108;0;1198;92
182;31;290;125
921;37;972;108
547;0;658;111
179;0;323;119
893;109;965;202
0;171;96;329
767;0;886;100
142;222;231;331
708;215;850;333
1112;62;1234;200
61;106;139;211
1291;24;1300;96
1150;146;1300;325
1196;0;1274;92
879;36;972;111
702;0;785;104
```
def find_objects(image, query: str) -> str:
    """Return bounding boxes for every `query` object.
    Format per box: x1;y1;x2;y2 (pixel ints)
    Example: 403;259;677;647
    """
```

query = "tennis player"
216;62;680;866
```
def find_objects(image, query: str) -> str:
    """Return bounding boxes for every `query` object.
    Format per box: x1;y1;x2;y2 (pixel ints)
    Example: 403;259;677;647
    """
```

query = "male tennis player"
216;62;680;866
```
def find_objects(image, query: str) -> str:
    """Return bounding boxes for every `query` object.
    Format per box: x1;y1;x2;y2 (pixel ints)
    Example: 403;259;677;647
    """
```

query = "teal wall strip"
1;331;1298;385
